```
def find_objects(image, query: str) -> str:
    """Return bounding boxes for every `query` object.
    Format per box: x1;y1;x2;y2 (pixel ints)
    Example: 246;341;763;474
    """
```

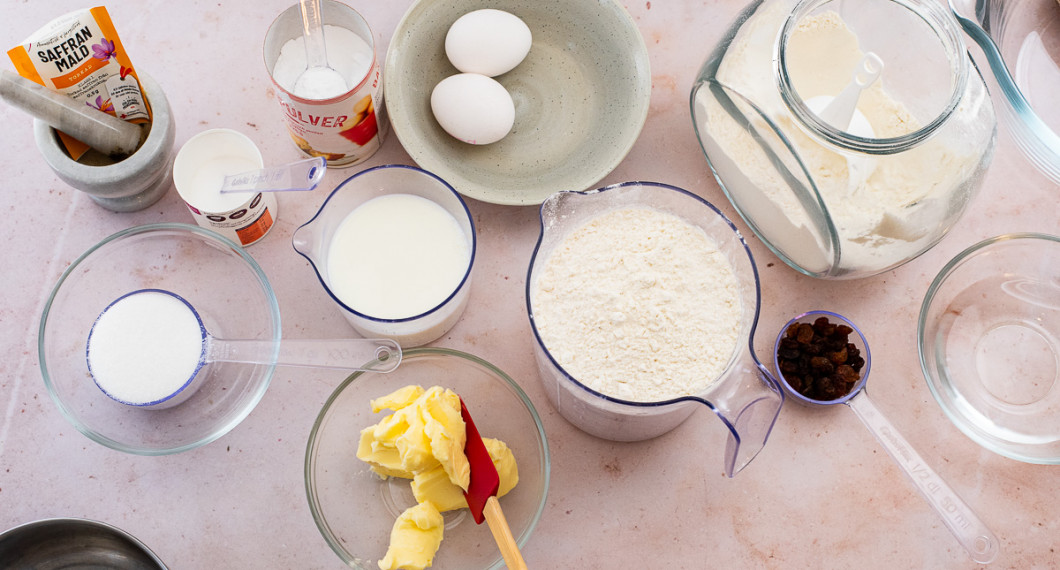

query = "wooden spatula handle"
483;495;527;570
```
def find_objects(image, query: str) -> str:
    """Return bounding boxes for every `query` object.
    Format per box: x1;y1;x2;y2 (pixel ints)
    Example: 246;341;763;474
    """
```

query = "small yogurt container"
173;129;277;247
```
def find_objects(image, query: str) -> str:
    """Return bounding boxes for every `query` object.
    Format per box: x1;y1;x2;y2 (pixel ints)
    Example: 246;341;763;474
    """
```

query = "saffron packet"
8;6;151;160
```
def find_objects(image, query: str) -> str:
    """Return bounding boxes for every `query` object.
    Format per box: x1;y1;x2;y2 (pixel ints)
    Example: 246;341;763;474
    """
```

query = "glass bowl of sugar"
38;223;281;455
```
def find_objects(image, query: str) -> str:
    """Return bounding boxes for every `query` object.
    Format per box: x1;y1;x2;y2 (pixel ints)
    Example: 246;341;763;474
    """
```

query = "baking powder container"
33;72;175;213
263;0;387;167
173;129;277;247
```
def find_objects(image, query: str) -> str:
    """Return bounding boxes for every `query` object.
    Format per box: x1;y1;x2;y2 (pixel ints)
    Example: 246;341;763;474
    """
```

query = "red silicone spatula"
460;398;528;570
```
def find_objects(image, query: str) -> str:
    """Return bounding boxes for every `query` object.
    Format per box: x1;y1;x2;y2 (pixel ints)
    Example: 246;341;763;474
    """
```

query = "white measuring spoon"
805;53;884;194
87;289;401;408
219;156;326;194
295;0;348;97
774;311;1000;564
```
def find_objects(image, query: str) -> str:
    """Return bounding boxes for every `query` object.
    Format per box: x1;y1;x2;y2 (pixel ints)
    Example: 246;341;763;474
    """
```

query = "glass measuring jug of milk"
691;0;996;279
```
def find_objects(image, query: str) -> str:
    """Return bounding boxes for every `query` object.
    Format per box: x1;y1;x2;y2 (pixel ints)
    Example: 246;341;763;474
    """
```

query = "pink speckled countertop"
1;1;1057;568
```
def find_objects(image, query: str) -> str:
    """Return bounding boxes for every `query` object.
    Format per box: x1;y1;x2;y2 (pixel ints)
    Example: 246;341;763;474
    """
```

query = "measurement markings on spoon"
880;425;972;530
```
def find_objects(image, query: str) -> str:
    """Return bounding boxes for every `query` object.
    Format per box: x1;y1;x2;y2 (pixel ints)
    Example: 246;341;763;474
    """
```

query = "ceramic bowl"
38;223;281;455
0;518;167;569
305;347;550;569
384;0;651;205
918;233;1060;464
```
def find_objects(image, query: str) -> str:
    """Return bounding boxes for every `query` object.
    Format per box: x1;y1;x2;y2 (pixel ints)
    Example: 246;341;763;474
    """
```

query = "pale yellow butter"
356;385;469;488
411;437;519;511
378;501;444;570
358;385;520;570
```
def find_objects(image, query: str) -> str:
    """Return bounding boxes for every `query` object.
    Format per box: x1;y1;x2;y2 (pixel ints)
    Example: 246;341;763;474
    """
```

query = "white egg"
431;73;515;145
445;9;532;77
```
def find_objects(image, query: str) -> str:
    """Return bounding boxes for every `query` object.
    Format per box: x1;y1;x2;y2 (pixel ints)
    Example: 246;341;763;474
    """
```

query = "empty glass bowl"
38;223;281;455
305;347;549;569
949;0;1060;183
918;233;1060;463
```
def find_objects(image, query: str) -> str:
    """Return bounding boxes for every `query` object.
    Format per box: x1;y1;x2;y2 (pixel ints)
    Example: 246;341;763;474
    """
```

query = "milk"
173;128;278;247
87;290;205;407
325;194;471;320
186;154;263;213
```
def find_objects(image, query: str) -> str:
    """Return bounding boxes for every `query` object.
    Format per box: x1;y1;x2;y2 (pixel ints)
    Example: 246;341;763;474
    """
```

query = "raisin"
775;316;864;401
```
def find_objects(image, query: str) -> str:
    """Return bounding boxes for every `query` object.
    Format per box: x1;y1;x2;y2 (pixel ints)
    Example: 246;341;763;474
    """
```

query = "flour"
695;5;993;276
531;207;742;402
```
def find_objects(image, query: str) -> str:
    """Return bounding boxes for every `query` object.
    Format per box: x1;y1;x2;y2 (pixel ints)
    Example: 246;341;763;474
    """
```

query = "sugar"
87;291;205;406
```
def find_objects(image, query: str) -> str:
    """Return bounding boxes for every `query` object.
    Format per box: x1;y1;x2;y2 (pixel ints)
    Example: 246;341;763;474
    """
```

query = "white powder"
531;207;742;402
87;291;205;405
695;7;991;276
272;25;372;99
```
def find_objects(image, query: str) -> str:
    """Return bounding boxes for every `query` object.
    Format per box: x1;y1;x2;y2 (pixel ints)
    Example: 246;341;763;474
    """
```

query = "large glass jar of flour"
691;0;996;278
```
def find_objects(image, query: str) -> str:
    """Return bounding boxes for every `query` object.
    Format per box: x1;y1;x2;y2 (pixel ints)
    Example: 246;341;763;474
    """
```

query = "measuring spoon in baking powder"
773;310;1000;564
294;0;348;96
219;157;327;194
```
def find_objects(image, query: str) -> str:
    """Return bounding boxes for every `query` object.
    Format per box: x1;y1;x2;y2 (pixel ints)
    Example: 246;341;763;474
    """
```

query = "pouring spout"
704;355;784;478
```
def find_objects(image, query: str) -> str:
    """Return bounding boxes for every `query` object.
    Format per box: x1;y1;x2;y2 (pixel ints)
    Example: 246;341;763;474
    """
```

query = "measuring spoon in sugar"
773;310;1000;564
86;289;401;409
219;156;327;194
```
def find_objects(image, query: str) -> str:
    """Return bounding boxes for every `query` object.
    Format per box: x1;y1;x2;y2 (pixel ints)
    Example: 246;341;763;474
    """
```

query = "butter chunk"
411;437;519;511
371;385;425;413
356;426;413;479
418;387;470;490
485;437;519;497
378;502;444;570
356;385;469;483
410;464;467;512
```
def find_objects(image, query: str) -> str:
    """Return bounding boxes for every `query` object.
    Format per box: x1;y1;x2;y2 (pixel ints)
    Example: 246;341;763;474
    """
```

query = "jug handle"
699;357;784;478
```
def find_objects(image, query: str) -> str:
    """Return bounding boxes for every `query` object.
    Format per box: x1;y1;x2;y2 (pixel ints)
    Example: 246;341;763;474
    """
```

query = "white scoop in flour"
87;289;401;408
805;52;884;194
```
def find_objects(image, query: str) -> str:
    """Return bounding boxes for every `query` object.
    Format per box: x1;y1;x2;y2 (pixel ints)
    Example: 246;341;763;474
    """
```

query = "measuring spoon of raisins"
773;310;999;564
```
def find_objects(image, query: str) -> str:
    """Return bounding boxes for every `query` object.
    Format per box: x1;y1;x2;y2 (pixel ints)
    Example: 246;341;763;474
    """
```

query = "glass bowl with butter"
305;347;549;569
